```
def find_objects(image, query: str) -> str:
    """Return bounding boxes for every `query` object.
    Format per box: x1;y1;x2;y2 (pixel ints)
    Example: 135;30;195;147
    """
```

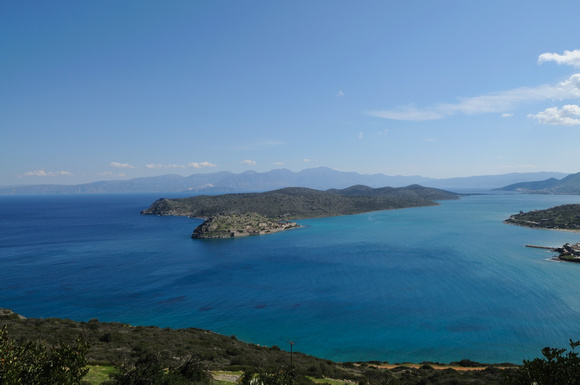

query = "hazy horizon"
0;166;570;190
3;1;580;186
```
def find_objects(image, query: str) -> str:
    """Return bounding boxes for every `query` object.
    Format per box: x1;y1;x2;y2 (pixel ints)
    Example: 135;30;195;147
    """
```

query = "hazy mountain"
0;167;570;195
420;172;569;190
495;172;580;194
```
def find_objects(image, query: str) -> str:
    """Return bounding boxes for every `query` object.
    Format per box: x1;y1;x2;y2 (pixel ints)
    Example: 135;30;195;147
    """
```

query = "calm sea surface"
2;193;580;364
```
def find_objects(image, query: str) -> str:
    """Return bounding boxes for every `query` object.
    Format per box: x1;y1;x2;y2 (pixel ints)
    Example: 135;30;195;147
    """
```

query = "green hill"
140;185;460;219
505;204;580;231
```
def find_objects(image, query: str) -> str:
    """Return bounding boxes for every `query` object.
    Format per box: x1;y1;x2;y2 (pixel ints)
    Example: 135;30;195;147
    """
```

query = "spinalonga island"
191;213;299;239
141;184;460;239
506;204;580;262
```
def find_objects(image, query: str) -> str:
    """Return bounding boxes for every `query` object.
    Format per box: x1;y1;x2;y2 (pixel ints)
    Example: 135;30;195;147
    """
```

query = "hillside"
0;308;513;384
140;185;460;219
495;172;580;194
505;204;580;231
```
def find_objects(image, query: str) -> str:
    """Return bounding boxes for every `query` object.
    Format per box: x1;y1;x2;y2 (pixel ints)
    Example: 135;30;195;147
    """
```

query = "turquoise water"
2;193;580;364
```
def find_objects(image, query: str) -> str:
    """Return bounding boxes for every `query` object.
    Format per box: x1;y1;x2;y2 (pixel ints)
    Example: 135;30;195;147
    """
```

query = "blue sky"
3;1;580;186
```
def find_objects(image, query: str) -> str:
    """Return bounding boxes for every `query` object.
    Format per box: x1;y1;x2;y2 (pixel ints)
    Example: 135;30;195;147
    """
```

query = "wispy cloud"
368;74;580;121
538;49;580;68
187;161;217;168
337;90;345;97
100;171;126;177
146;161;216;169
241;160;257;166
377;129;389;136
528;104;580;126
109;162;136;168
502;113;514;118
23;169;73;177
498;164;537;169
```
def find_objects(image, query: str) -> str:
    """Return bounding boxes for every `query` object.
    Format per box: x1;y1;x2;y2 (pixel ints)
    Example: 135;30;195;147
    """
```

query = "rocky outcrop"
191;213;299;239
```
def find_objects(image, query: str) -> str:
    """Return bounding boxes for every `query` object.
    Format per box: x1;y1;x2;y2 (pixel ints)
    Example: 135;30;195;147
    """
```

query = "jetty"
525;245;556;250
526;243;580;263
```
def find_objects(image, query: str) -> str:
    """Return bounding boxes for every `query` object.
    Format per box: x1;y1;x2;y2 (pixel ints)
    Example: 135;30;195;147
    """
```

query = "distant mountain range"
0;167;571;195
494;171;580;194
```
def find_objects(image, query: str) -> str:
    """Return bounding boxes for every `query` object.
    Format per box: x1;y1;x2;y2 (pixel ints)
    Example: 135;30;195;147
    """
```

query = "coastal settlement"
191;213;299;239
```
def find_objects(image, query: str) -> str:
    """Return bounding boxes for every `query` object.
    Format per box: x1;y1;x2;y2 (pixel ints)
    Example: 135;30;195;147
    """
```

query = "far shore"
503;220;580;233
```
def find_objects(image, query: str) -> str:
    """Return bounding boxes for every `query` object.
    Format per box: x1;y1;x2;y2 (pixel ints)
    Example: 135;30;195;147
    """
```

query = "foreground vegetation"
140;185;459;220
7;308;580;384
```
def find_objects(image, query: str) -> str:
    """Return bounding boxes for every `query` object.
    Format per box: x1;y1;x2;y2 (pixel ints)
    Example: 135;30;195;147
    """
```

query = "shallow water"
2;193;580;364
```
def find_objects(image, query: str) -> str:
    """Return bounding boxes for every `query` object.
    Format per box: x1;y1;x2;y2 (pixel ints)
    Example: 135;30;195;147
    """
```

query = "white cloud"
337;90;345;97
303;158;311;163
109;162;136;168
241;159;257;166
24;170;73;177
377;129;389;136
146;161;216;169
528;104;580;126
146;164;180;169
273;162;284;166
502;113;514;118
100;171;126;177
358;132;363;139
498;164;537;169
368;73;580;121
538;49;580;68
186;161;216;168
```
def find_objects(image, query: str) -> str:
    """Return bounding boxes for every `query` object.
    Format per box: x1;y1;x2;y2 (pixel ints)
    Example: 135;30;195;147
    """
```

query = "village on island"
191;213;299;239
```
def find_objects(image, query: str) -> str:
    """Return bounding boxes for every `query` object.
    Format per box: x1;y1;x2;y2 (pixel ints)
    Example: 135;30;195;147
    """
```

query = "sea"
2;192;580;365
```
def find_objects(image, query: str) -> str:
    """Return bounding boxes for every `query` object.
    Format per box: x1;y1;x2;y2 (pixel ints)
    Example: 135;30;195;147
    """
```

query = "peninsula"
505;204;580;231
141;184;459;238
507;205;580;262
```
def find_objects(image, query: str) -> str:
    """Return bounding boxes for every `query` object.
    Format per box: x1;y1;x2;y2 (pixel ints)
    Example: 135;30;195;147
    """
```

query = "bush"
103;351;210;385
0;326;89;385
504;339;580;385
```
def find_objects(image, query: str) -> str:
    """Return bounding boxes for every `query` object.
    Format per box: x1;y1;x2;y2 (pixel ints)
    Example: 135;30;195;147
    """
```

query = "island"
191;213;299;239
141;184;460;239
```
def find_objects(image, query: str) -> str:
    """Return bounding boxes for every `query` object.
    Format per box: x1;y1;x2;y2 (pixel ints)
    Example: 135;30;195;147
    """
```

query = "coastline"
503;220;580;233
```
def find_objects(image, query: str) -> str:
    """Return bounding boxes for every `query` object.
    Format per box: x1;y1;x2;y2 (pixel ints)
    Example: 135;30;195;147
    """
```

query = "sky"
2;1;580;186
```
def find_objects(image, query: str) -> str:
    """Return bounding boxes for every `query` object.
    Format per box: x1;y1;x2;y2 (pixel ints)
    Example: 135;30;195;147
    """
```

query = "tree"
0;325;89;385
103;352;210;385
504;339;580;385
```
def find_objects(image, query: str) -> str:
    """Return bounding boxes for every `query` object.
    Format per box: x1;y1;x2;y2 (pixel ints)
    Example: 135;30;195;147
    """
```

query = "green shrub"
0;326;89;385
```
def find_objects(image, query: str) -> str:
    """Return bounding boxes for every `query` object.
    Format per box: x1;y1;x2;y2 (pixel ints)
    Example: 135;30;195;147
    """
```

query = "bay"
1;193;580;364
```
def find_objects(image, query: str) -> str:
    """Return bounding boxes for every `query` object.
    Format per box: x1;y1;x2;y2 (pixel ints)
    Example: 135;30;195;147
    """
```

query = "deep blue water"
2;193;580;364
